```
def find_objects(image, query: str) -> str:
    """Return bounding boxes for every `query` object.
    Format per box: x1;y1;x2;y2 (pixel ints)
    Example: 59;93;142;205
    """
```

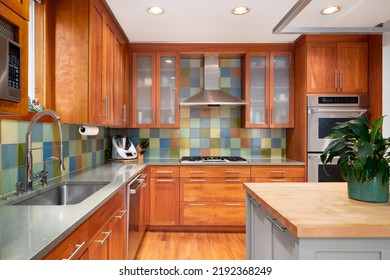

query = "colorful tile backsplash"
111;58;286;160
0;119;108;196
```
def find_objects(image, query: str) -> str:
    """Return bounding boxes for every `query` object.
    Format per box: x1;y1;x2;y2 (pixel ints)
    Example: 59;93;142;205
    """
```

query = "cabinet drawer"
251;166;304;178
150;166;180;177
251;177;304;183
180;166;250;178
180;178;248;202
180;202;245;226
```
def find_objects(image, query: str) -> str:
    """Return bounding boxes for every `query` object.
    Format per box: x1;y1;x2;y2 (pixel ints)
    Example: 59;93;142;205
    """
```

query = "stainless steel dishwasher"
126;173;145;260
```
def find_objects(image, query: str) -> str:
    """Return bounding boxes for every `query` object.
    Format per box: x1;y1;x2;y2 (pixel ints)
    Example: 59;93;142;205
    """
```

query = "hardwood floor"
135;231;246;260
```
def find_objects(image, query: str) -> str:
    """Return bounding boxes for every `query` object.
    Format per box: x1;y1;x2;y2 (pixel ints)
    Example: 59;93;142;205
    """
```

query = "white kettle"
111;135;137;160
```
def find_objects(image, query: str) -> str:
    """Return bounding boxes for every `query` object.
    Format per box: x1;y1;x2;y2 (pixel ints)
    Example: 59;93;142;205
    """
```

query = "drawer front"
180;178;248;202
180;166;250;178
150;166;180;177
251;177;305;183
251;166;304;178
180;202;245;226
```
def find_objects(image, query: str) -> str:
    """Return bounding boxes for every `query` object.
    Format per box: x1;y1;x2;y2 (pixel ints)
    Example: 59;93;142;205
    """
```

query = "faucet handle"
15;181;23;193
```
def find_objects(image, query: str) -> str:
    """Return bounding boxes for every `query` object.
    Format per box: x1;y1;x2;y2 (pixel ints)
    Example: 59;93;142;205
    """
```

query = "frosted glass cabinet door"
135;56;153;125
249;55;268;125
271;54;291;126
158;55;177;125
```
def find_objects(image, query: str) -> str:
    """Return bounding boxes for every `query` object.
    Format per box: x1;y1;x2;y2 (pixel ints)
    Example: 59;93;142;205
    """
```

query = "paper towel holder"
79;124;99;136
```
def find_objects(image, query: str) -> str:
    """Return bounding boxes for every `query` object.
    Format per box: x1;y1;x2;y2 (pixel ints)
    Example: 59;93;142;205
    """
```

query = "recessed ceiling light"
232;6;250;15
320;5;342;15
147;6;165;15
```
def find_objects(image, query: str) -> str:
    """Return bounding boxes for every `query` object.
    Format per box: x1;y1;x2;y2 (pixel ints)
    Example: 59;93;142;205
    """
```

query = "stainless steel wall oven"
307;95;370;182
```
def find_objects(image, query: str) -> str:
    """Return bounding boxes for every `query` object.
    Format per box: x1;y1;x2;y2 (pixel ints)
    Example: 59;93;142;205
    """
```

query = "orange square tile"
241;138;251;148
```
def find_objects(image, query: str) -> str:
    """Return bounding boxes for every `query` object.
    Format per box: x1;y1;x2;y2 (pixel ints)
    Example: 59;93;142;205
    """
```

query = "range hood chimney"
179;55;246;107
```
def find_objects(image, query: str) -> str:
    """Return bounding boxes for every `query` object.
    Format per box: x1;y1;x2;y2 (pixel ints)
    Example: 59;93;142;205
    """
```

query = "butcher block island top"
243;182;390;238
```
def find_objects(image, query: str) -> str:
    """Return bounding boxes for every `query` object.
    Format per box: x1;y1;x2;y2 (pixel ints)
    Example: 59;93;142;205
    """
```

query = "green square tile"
148;148;160;158
230;138;241;148
282;149;286;158
170;149;180;159
190;119;200;128
210;148;220;156
190;59;202;67
220;108;231;118
271;129;282;138
180;68;190;77
180;148;190;157
240;148;251;159
251;129;261;138
139;129;150;138
180;128;190;138
210;138;220;148
261;148;271;158
1;168;18;195
190;88;201;96
210;118;220;128
149;138;160;148
230;118;240;128
261;138;271;149
17;121;28;144
190;139;200;148
0;144;2;169
231;59;241;67
271;148;282;158
17;143;25;167
180;118;190;128
220;149;230;156
220;77;231;88
32;142;43;163
1;120;18;144
200;128;210;138
69;140;76;156
160;129;170;138
43;123;54;142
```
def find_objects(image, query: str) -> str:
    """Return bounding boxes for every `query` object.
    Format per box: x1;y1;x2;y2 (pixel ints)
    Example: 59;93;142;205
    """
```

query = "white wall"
383;20;390;137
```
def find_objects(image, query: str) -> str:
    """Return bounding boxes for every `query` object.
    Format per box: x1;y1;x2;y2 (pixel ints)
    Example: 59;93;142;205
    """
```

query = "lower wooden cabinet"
43;187;126;260
251;165;304;182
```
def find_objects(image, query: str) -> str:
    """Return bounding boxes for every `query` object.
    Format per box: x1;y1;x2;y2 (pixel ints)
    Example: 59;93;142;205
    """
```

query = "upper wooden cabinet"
131;52;180;128
307;41;368;94
243;52;293;128
0;0;29;20
47;0;128;125
0;2;28;116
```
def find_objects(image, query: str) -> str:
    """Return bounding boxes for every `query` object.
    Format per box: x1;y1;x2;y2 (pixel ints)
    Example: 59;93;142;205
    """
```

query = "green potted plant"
320;115;390;202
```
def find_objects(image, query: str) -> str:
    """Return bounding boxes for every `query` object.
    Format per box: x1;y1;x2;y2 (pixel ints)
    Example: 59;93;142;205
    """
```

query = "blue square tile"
69;156;76;173
271;138;281;148
221;118;230;128
221;128;230;138
2;144;17;169
251;138;261;148
31;123;43;142
180;88;190;100
200;119;210;128
190;128;200;138
190;108;200;118
160;138;170;148
130;129;140;138
220;68;231;77
200;139;210;148
251;149;261;157
231;77;240;88
190;77;200;87
159;148;170;159
190;148;200;156
230;87;241;98
43;142;53;160
220;138;230;148
231;148;241;156
190;68;201;78
180;59;190;67
62;141;69;157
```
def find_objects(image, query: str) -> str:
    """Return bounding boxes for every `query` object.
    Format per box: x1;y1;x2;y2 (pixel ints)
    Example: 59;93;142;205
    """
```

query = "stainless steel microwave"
0;34;21;102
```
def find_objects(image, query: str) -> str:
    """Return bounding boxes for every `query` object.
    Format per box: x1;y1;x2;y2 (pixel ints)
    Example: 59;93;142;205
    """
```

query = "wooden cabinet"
307;41;368;94
180;166;249;227
43;187;126;260
250;165;305;182
149;166;180;225
0;0;29;20
47;0;128;125
0;2;28;116
243;52;293;128
131;53;180;128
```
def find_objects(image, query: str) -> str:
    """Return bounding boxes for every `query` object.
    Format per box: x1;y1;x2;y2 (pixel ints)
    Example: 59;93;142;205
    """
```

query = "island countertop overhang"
243;182;390;238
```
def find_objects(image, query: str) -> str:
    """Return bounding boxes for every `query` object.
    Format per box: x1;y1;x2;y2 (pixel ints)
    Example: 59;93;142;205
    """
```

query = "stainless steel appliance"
0;34;21;102
307;95;369;182
180;156;248;163
126;172;147;260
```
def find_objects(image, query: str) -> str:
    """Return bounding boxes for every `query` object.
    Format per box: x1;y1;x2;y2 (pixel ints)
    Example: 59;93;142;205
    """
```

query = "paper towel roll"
79;125;99;136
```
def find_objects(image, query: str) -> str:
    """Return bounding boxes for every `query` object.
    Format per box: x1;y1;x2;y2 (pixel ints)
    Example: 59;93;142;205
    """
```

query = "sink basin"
12;181;110;206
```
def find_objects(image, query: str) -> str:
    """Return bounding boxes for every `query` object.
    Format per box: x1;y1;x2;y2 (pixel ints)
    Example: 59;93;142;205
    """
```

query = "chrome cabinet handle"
94;230;112;245
189;203;206;206
271;170;286;174
114;210;127;219
190;179;206;182
157;170;173;174
225;170;241;174
334;69;338;89
225;179;242;182
190;171;205;174
271;179;287;182
267;217;286;232
225;203;242;206
122;104;127;123
339;70;343;89
156;179;174;182
62;242;86;260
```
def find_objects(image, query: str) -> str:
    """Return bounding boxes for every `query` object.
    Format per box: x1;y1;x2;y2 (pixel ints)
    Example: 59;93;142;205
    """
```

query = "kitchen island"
244;182;390;260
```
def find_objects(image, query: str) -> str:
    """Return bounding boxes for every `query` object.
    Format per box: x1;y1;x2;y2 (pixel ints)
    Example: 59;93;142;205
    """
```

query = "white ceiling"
105;0;390;43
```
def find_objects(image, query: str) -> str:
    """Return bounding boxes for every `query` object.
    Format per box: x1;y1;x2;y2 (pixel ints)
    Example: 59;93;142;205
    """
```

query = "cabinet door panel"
307;42;337;93
150;178;179;225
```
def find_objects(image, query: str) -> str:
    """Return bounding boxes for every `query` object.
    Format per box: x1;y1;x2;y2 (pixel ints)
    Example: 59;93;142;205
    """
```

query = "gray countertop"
0;158;304;260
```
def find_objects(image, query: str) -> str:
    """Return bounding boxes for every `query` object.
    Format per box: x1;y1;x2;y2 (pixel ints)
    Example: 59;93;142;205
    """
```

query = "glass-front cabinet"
131;53;180;128
244;52;293;128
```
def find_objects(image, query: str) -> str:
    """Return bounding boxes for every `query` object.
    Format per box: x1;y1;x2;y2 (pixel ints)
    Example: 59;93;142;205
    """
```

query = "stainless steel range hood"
180;55;246;107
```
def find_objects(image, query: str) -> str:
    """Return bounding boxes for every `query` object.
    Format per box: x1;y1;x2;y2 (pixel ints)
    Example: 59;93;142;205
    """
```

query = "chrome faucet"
24;109;65;192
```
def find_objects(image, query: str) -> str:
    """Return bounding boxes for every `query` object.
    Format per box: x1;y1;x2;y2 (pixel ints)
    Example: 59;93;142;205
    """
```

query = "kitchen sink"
10;181;110;206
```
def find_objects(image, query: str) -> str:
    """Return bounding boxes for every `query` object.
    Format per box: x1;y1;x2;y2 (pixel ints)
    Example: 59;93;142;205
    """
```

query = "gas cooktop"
180;156;248;163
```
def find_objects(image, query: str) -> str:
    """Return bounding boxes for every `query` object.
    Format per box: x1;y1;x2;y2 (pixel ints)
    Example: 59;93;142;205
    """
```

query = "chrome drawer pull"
189;203;206;206
271;179;287;182
114;210;127;219
190;179;206;182
225;170;240;174
267;217;286;232
271;171;286;174
225;179;242;182
190;171;205;174
225;203;241;206
157;170;173;174
156;179;174;182
62;242;86;260
94;230;112;245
